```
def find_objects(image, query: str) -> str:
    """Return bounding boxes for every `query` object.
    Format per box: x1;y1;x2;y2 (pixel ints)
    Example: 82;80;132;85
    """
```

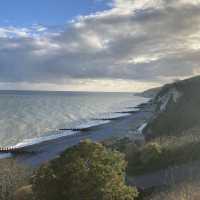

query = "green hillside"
145;76;200;138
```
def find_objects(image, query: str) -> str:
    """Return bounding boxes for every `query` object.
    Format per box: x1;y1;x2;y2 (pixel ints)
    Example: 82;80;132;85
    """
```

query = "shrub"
140;143;162;165
32;140;138;200
0;159;30;200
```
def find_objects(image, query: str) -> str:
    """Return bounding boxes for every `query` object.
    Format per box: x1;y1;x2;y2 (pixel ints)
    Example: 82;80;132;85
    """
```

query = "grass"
129;128;200;176
0;159;31;200
145;180;200;200
106;127;200;176
146;76;200;138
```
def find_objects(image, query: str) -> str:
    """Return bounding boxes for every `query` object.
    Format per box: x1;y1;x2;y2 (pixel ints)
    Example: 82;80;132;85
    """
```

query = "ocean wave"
0;92;149;147
12;120;111;148
13;130;75;148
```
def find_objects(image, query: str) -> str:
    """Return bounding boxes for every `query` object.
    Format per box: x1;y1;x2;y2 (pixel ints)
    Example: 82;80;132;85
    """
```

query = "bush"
0;159;30;200
127;142;165;175
140;143;162;165
32;140;138;200
127;132;200;176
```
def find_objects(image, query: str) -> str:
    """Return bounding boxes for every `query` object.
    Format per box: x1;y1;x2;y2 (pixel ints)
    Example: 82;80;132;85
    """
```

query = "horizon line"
0;89;136;93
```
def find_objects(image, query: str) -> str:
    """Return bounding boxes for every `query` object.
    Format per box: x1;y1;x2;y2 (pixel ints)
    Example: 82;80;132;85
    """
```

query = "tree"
32;140;138;200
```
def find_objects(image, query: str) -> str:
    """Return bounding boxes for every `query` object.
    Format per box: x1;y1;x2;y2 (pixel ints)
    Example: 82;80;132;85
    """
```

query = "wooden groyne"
0;147;24;153
91;117;124;121
114;110;140;114
0;131;92;155
0;102;151;155
59;126;101;132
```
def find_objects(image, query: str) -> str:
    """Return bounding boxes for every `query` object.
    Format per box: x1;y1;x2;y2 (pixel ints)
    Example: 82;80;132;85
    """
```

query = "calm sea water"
0;91;148;147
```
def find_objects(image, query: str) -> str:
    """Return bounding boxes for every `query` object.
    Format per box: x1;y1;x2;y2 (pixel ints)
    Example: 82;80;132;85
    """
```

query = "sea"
0;90;148;148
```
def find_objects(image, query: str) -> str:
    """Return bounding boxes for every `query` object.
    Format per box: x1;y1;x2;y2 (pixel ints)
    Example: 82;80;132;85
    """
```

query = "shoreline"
11;99;154;167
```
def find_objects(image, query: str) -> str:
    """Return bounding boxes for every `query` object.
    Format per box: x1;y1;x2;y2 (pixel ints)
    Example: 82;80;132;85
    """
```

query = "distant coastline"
0;90;137;95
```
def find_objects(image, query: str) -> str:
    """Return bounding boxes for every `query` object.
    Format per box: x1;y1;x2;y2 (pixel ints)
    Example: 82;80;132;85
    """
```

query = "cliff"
144;76;200;138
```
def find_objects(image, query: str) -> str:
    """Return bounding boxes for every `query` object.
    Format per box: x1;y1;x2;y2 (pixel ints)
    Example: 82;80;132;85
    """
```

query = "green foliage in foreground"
0;159;30;200
32;140;138;200
107;132;200;176
127;142;163;175
127;137;200;176
139;143;162;165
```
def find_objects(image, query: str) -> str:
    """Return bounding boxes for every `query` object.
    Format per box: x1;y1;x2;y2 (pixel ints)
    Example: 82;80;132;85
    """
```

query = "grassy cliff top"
145;75;200;138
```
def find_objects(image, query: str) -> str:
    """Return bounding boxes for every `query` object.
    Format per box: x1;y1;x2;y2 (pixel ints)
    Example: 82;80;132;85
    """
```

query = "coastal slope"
144;76;200;138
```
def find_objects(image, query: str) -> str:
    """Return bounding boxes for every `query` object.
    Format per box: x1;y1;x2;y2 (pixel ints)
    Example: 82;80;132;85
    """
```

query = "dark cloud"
0;0;200;89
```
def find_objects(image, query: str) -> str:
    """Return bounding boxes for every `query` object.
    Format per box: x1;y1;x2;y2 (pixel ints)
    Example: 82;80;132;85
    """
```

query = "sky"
0;0;109;26
0;0;200;92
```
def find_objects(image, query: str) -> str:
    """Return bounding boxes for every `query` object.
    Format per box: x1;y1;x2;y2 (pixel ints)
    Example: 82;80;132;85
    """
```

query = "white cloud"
0;25;50;39
0;0;200;91
112;0;163;10
0;27;29;38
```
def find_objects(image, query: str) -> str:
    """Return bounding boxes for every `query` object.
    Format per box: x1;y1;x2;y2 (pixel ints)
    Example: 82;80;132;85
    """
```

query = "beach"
14;100;154;167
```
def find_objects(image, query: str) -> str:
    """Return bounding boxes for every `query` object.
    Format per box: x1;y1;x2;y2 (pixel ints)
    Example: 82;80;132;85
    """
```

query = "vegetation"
112;76;200;177
103;137;133;153
14;134;200;199
104;127;200;176
32;140;138;200
2;76;200;200
146;76;200;138
145;181;200;200
0;159;30;200
138;87;161;98
127;142;163;175
10;76;200;199
129;133;200;175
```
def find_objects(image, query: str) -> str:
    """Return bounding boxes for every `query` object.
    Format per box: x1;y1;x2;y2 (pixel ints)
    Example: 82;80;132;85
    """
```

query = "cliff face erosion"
145;76;200;138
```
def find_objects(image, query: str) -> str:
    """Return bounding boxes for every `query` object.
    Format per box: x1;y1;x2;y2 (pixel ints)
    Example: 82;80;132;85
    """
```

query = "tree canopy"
32;140;138;200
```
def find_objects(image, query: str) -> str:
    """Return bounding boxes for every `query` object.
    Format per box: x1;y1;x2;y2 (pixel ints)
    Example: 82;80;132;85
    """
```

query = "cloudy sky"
0;0;200;92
